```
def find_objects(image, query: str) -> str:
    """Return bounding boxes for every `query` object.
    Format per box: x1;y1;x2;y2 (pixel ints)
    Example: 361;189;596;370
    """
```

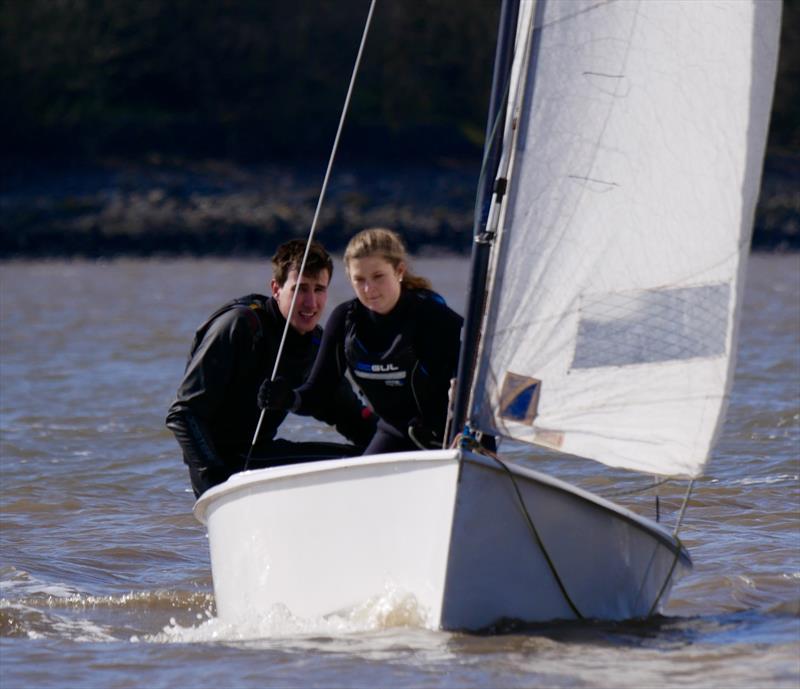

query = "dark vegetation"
1;0;797;257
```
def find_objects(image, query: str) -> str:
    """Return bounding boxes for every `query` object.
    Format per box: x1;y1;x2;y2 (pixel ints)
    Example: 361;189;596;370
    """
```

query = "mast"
449;0;521;443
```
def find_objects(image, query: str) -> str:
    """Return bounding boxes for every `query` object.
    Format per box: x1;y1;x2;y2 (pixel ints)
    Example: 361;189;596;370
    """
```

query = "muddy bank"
1;155;797;257
0;158;482;257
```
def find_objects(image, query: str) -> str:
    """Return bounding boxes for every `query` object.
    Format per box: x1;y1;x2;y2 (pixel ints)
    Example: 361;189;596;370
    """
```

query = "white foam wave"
147;584;433;643
709;473;798;486
737;474;799;486
0;567;80;599
1;567;214;617
2;601;117;642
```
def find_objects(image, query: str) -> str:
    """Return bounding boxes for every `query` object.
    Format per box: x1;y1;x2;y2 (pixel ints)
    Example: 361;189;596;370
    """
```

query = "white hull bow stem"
194;449;690;630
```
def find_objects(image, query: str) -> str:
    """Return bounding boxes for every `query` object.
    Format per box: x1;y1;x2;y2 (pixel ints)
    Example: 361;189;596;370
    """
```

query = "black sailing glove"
408;418;443;450
257;376;299;411
335;405;377;450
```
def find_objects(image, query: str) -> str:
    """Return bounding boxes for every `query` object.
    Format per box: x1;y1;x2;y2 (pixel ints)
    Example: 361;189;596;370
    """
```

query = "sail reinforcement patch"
499;373;541;424
571;283;730;369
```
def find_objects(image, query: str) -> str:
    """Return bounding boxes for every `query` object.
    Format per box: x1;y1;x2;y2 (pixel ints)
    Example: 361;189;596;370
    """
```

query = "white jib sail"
471;0;782;477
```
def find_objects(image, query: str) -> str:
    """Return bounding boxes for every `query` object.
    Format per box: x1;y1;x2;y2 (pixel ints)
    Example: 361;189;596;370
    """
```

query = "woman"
258;228;463;454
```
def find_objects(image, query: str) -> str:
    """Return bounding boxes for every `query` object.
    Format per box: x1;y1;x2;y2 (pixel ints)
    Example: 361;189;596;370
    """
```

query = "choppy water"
1;254;798;689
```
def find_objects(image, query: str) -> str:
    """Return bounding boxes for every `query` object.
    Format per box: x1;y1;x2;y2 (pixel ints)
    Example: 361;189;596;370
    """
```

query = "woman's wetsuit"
294;288;463;454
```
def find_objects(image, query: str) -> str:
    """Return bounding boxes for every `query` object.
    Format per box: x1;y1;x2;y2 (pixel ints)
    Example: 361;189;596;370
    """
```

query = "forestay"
470;0;781;477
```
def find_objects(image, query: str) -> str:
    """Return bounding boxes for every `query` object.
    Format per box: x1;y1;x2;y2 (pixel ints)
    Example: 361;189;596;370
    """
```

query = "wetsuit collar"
359;288;412;327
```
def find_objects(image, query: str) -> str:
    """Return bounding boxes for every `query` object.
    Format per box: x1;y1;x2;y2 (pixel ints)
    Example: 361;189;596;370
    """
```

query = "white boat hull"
194;449;691;630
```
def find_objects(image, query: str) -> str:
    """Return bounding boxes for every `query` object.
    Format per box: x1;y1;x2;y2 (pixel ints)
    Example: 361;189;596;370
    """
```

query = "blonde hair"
344;228;431;290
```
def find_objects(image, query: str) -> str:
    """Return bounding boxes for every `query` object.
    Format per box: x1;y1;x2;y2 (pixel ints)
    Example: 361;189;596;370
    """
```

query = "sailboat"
193;0;781;630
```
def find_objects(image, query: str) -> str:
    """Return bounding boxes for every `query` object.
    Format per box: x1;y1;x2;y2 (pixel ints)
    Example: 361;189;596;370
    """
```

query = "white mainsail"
471;0;781;477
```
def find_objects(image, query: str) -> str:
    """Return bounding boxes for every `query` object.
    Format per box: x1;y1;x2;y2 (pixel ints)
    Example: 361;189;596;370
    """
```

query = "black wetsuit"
294;289;463;454
166;295;375;496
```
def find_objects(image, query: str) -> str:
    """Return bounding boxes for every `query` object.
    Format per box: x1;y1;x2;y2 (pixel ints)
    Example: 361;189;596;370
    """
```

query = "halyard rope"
495;454;585;619
457;436;696;620
455;434;584;619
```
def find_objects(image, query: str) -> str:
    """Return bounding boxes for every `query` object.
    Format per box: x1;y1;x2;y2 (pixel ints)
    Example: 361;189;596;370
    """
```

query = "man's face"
271;268;330;334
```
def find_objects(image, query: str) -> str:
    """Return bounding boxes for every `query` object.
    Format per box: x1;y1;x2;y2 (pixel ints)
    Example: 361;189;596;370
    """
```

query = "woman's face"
347;255;405;315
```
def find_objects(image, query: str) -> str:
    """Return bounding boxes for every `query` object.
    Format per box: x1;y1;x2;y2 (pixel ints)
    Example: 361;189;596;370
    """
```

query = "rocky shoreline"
1;155;797;258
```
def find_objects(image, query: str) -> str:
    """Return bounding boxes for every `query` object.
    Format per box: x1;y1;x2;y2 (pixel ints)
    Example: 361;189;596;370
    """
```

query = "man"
166;239;375;497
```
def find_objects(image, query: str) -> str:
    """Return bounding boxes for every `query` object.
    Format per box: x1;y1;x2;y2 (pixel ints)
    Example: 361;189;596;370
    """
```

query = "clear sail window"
571;283;730;369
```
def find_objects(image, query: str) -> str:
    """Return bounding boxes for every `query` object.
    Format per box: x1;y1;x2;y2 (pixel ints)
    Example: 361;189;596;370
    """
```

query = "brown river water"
1;254;798;688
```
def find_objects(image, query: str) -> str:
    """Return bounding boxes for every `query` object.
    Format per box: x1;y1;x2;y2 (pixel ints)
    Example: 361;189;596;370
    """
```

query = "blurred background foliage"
0;0;502;162
0;0;797;255
1;0;796;162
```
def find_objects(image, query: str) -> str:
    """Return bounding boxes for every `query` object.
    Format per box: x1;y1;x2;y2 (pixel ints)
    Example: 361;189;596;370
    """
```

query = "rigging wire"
647;536;686;617
673;479;695;536
646;480;695;615
244;0;378;469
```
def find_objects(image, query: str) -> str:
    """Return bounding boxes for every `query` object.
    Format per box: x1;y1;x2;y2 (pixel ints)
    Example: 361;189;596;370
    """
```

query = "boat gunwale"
194;446;691;568
193;448;461;523
460;449;692;567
